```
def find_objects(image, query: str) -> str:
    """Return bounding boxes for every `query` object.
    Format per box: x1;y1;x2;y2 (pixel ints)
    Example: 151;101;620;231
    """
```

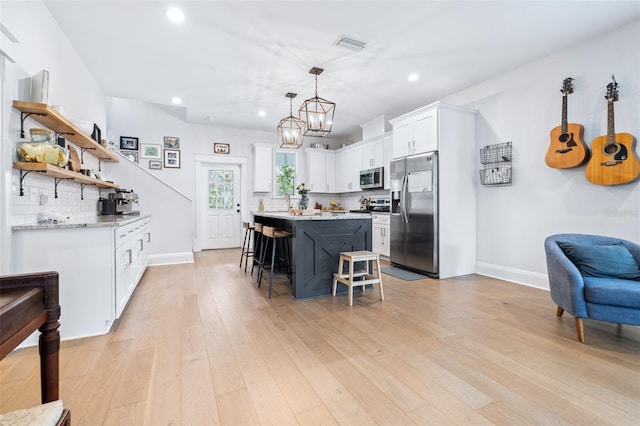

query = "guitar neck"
607;100;615;145
561;94;568;133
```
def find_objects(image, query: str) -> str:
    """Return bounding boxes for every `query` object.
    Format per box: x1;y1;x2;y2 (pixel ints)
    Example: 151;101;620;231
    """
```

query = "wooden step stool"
332;251;384;306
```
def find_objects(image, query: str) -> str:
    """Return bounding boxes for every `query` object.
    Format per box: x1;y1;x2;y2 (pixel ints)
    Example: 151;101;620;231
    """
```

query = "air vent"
334;34;366;51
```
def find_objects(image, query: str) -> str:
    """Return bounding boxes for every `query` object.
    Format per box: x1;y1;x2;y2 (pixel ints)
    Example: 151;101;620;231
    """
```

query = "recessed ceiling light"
258;110;266;117
171;97;182;105
408;73;419;82
165;7;185;23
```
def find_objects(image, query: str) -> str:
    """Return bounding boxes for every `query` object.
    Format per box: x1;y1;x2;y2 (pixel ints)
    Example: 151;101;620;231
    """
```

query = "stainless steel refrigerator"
390;151;438;276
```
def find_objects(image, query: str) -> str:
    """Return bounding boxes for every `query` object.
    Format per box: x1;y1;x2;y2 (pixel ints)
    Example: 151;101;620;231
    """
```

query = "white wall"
1;1;108;273
444;20;640;289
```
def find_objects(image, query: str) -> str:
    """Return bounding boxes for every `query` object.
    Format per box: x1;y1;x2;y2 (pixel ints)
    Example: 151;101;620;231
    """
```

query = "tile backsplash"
11;170;101;225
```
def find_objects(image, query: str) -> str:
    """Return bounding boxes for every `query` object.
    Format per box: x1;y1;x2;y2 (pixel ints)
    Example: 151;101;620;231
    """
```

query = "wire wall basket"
479;141;512;186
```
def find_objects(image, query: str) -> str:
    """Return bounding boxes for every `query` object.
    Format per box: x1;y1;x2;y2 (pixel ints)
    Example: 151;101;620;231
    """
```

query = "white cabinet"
115;217;151;318
383;133;392;189
11;215;151;343
336;145;362;193
390;101;477;279
372;213;390;257
361;136;385;169
390;107;438;158
253;144;273;192
305;148;335;193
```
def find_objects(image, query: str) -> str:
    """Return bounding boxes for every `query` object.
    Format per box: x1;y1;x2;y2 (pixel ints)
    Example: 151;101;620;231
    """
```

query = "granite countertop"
253;211;372;221
12;213;151;231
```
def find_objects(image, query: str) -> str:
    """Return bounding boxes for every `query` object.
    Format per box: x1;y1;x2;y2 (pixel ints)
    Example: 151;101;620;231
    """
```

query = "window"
274;151;298;197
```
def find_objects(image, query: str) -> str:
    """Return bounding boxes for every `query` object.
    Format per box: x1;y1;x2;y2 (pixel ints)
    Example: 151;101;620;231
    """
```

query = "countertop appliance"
390;151;438;276
359;167;384;190
110;189;140;215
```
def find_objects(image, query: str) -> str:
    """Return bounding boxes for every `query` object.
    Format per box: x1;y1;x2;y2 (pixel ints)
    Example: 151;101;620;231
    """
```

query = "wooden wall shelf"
13;162;119;188
13;101;119;163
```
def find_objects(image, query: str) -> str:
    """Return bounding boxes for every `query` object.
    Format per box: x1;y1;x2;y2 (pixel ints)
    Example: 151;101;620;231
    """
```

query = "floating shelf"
13;162;119;188
13;101;119;163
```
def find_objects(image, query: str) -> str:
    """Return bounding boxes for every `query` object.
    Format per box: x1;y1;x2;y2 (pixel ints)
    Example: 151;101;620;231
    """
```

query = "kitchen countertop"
12;213;151;231
253;211;372;220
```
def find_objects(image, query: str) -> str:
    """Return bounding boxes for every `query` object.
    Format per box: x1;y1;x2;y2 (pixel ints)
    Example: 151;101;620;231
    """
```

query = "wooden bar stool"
239;222;254;272
332;251;384;306
258;226;292;298
251;223;265;278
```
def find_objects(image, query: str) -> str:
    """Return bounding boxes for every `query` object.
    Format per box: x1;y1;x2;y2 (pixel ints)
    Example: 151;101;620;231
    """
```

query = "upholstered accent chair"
544;234;640;343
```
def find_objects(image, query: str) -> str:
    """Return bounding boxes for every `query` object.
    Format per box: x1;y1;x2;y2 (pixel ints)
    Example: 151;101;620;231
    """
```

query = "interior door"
200;164;241;250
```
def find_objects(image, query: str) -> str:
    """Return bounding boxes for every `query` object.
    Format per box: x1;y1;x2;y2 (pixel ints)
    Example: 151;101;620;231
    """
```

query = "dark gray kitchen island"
252;212;372;299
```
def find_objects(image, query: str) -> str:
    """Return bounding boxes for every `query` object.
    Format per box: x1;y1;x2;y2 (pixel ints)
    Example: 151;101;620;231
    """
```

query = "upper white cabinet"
253;144;273;192
361;136;385;169
390;106;438;158
305;148;335;193
336;145;362;193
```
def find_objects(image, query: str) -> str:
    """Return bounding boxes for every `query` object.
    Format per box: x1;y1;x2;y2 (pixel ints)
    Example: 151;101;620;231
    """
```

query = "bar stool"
332;251;384;306
251;223;264;277
239;222;254;272
258;225;292;298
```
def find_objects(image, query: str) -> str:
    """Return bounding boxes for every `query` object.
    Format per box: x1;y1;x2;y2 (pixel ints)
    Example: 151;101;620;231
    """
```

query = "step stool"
332;251;384;306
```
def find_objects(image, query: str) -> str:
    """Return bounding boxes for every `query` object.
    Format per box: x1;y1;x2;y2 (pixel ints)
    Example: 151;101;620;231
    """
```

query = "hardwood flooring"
1;249;639;425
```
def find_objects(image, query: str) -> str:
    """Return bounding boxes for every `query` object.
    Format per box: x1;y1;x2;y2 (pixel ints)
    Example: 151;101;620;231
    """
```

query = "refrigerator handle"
401;175;409;224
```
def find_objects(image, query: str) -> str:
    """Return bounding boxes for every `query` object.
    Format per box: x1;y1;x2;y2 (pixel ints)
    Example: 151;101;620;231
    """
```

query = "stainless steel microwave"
360;167;384;189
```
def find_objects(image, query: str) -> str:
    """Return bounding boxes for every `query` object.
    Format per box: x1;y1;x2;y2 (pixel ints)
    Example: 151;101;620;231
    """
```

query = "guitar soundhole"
603;143;620;155
559;133;570;143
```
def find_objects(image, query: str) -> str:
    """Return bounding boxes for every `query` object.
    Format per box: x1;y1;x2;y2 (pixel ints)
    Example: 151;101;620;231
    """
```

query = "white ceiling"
44;1;640;140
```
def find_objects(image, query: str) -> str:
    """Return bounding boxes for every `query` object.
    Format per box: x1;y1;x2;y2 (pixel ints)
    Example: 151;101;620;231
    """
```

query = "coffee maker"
99;189;139;215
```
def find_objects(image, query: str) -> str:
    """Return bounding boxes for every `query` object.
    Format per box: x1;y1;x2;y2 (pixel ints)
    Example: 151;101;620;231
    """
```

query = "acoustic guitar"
545;77;589;169
585;75;640;186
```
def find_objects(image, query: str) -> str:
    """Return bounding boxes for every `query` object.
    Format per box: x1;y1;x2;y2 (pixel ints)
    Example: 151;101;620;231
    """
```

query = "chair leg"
556;306;564;317
268;238;277;298
348;259;354;307
333;257;344;296
239;228;248;268
575;318;585;343
376;256;384;301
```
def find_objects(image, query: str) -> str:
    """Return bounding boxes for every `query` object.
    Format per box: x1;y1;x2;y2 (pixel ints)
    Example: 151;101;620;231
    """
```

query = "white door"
199;164;241;250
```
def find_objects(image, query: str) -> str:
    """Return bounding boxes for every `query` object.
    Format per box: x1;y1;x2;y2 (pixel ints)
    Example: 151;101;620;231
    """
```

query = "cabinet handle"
139;238;144;251
126;249;132;266
146;232;151;243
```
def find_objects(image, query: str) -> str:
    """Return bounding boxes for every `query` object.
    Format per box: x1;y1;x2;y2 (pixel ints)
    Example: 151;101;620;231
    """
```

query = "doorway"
195;154;247;251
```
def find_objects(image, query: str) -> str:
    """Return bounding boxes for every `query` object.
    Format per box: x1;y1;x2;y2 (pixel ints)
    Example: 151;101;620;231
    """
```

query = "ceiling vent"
334;34;366;51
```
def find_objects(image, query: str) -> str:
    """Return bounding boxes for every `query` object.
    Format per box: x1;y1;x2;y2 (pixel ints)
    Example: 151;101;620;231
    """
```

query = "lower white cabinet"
372;213;390;257
12;215;151;344
115;217;151;318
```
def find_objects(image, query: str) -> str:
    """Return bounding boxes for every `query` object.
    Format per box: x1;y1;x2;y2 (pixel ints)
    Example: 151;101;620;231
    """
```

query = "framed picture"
214;142;230;154
140;143;162;159
149;160;162;170
164;136;180;149
120;136;139;150
164;149;180;168
120;149;139;163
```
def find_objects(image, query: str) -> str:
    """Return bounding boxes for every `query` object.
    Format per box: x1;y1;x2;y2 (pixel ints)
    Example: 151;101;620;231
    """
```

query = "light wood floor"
1;249;639;425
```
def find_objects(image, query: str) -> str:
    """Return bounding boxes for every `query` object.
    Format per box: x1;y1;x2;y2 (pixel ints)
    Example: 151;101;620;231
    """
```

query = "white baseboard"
475;262;549;291
149;252;194;266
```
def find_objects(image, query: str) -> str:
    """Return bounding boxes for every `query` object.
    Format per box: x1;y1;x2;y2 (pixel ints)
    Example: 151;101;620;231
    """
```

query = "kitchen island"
252;212;372;299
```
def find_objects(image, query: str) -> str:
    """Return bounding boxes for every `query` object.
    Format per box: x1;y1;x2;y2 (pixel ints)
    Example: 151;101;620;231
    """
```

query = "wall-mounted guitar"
585;75;640;186
545;77;589;169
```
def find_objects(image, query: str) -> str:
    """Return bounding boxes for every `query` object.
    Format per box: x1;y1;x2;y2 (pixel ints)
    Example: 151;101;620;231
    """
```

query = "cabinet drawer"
372;214;390;225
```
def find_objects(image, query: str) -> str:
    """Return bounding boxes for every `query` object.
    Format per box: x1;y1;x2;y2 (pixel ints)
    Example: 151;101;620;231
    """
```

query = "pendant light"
277;92;306;149
299;67;335;137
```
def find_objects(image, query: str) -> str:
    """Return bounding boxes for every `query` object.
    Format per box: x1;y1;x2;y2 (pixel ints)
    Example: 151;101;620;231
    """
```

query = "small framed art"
214;142;230;154
164;136;180;149
140;143;162;159
164;149;180;168
121;149;139;163
149;160;162;170
120;136;138;150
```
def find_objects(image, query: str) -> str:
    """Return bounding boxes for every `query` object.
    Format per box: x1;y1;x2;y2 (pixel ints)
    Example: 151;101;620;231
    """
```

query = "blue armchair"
544;234;640;342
